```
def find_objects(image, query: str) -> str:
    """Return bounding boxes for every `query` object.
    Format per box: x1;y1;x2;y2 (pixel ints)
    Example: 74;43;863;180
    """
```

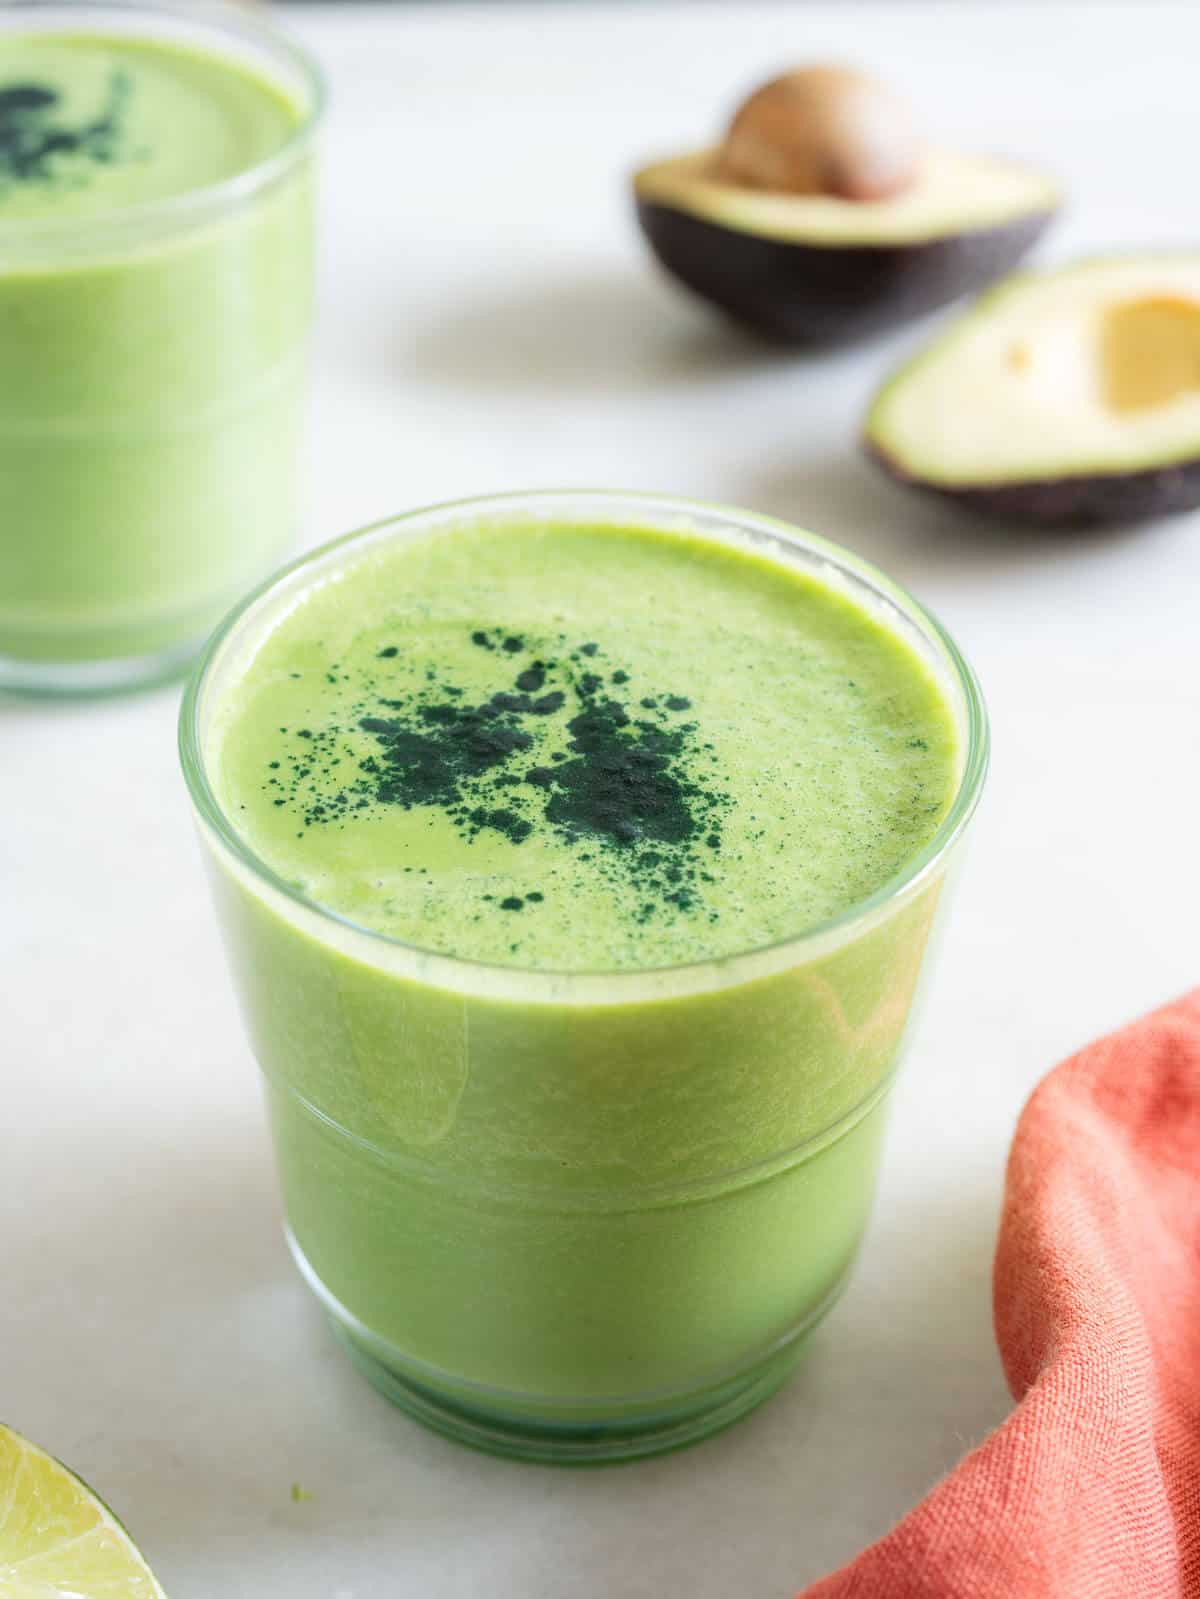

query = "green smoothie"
186;498;982;1461
0;11;317;687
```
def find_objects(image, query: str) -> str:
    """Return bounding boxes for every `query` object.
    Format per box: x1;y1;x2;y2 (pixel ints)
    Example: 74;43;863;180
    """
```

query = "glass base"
291;1233;844;1465
0;634;205;697
332;1323;812;1465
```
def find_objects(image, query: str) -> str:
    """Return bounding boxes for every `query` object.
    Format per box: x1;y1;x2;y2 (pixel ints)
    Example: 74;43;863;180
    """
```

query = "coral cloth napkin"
805;988;1200;1599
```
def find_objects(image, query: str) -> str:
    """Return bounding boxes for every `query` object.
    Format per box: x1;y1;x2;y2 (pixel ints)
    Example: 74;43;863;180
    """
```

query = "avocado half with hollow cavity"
635;149;1059;343
865;256;1200;526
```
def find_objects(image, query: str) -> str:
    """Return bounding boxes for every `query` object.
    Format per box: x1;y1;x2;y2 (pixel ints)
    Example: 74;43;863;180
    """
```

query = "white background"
4;4;1200;1595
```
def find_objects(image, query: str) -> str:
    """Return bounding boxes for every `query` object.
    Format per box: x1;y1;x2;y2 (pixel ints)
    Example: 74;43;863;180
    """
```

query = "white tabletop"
5;4;1200;1595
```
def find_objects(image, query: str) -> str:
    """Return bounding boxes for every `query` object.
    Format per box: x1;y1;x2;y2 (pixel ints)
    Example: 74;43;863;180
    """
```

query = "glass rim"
179;490;990;992
0;0;325;248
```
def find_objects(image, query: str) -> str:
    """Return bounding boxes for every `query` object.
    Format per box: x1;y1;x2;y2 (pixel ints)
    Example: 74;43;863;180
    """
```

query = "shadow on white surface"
397;267;806;397
0;677;188;720
739;449;1176;589
0;692;80;720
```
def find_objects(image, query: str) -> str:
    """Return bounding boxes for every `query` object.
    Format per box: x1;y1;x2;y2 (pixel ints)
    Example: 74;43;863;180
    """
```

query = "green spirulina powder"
0;72;133;188
209;520;961;971
261;626;724;925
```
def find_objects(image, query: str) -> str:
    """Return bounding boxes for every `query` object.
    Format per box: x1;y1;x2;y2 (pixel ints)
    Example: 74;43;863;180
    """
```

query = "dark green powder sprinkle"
377;646;399;659
0;71;134;189
467;805;531;845
515;662;546;693
260;633;727;923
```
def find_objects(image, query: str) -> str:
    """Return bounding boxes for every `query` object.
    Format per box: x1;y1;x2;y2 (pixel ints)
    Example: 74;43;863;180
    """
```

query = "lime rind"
0;1424;165;1598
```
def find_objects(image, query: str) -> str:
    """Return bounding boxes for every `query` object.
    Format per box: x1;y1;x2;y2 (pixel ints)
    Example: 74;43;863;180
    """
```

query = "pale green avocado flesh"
866;255;1200;501
634;147;1060;246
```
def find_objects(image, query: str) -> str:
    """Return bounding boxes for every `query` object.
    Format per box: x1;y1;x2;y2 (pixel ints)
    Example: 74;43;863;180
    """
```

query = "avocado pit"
713;66;921;202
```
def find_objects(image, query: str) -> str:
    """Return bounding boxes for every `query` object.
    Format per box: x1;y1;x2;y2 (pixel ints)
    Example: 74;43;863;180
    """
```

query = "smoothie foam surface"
209;519;961;973
0;31;301;221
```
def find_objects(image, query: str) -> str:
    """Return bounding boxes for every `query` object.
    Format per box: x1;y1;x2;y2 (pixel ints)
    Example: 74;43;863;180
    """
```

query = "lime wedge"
0;1423;165;1597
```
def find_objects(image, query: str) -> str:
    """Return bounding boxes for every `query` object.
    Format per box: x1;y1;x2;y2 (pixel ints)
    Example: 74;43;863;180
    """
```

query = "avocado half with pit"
640;148;1062;345
634;66;1060;344
865;256;1200;526
633;148;1060;345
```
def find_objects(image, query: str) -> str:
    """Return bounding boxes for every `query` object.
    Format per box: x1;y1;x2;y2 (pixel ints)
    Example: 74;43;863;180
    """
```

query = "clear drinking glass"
0;0;322;694
179;492;989;1463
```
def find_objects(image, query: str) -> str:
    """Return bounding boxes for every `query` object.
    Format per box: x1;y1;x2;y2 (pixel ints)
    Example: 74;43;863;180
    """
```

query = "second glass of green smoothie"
180;491;988;1463
0;0;321;694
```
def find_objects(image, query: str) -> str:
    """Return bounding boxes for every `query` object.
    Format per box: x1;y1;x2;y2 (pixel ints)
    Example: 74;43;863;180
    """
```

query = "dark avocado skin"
866;440;1200;527
636;199;1055;345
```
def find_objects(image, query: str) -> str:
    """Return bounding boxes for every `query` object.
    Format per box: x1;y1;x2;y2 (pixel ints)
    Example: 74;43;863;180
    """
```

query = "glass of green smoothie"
180;491;988;1463
0;0;321;694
